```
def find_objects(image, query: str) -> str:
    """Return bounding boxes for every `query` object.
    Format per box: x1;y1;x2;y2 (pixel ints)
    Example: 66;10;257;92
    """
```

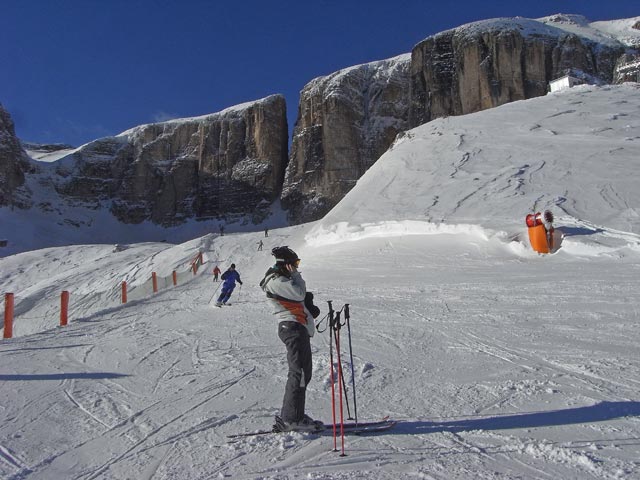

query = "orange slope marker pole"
60;291;70;326
3;293;14;339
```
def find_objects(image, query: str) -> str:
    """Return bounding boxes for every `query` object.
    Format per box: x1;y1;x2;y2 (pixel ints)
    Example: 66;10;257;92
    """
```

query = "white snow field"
1;84;640;479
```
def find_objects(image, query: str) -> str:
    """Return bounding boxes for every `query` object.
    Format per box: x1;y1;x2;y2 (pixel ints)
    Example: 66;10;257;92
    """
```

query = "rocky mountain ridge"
1;14;639;232
43;95;287;226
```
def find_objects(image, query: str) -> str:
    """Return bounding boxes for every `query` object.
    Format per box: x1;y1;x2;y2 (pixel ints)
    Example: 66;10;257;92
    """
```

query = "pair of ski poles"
326;301;357;456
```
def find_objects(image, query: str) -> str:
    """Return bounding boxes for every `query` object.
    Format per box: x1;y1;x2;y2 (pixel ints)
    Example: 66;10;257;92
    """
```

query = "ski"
332;417;392;430
227;418;395;439
329;419;396;435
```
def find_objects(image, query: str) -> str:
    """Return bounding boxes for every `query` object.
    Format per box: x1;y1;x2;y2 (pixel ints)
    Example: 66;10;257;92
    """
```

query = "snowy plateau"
1;83;640;479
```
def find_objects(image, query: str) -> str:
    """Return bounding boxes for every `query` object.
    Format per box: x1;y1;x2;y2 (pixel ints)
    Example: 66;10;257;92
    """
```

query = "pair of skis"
228;302;397;446
227;417;396;439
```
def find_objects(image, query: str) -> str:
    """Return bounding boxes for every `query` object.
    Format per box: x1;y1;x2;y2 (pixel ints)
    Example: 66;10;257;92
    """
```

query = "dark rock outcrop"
410;16;627;126
0;104;32;208
614;53;640;83
282;55;411;223
55;95;288;225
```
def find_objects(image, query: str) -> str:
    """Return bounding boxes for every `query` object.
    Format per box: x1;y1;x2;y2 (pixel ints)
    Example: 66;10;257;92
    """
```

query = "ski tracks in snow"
56;369;253;480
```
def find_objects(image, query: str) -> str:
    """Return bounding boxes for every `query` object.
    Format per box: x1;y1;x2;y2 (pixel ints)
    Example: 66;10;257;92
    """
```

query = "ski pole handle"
327;300;334;328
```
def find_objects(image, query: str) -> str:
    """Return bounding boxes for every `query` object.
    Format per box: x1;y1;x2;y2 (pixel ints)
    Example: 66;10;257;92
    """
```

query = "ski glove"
305;292;321;318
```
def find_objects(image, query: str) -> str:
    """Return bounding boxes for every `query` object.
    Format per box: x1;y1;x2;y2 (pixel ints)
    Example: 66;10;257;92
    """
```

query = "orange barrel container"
528;224;550;254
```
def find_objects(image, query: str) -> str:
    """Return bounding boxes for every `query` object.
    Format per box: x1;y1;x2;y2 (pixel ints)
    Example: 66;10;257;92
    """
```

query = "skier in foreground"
215;264;242;306
260;246;322;432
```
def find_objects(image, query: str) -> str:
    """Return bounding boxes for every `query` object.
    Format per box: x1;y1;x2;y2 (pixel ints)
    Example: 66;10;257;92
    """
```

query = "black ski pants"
278;321;312;423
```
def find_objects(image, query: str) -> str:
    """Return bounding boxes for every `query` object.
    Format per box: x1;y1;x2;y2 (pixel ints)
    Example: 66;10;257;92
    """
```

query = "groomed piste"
1;84;640;479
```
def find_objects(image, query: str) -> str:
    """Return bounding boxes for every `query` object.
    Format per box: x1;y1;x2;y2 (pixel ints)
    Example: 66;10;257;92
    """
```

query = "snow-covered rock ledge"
305;220;494;246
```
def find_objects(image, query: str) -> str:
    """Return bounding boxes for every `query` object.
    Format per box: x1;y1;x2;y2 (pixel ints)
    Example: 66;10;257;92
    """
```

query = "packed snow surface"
1;85;639;479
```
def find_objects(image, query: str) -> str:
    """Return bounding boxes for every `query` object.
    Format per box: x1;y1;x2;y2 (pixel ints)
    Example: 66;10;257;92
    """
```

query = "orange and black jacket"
260;268;315;337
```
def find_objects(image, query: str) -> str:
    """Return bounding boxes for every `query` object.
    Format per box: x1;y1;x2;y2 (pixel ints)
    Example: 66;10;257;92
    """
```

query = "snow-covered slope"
540;14;640;48
1;85;639;479
588;16;640;48
311;84;640;253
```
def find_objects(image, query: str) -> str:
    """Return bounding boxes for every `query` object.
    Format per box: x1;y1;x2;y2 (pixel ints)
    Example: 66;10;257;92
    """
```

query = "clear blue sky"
2;0;638;147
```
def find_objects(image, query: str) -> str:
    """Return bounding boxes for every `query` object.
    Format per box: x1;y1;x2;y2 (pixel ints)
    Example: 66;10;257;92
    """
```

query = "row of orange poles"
121;269;180;304
4;253;204;338
3;291;70;339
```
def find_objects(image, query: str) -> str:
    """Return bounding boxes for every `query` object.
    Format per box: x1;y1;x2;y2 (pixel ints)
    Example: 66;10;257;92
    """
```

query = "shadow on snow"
0;372;130;381
560;226;605;237
394;401;640;435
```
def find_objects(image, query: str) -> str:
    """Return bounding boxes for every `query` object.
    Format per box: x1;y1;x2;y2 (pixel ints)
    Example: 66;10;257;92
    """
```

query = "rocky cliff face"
614;53;640;83
0;104;32;208
283;15;637;225
282;55;411;223
54;94;288;225
410;15;628;126
5;15;638;231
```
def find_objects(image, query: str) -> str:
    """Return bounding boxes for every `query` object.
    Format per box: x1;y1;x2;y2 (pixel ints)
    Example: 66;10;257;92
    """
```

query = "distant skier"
264;228;269;237
260;246;321;432
219;224;225;236
212;265;221;282
257;240;264;251
215;264;242;306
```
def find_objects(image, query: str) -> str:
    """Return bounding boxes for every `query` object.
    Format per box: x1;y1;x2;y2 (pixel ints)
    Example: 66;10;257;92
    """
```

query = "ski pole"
333;310;346;456
208;280;223;304
335;309;352;420
327;301;337;452
339;358;352;419
345;303;358;424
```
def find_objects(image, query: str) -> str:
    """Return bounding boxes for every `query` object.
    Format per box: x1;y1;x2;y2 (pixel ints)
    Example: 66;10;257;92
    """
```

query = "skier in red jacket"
212;265;221;282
